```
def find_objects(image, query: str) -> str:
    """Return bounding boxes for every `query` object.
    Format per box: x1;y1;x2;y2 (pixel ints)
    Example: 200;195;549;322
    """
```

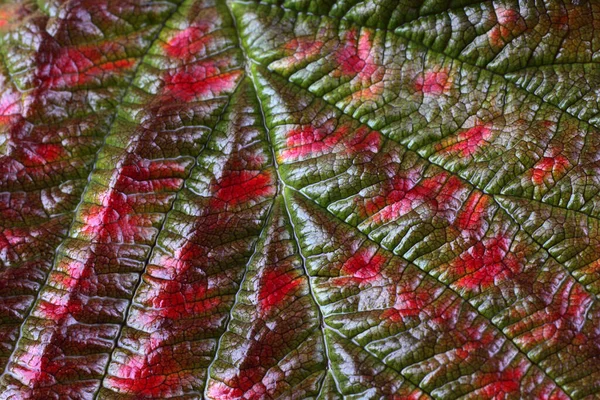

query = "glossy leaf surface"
0;0;599;398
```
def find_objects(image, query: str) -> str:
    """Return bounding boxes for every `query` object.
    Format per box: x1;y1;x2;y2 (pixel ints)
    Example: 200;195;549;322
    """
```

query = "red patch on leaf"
116;160;187;193
43;44;135;88
109;349;184;398
284;37;324;61
334;29;381;80
455;191;491;240
209;170;275;209
257;270;301;313
478;367;525;399
531;155;569;185
20;143;65;166
163;65;241;101
206;335;277;399
452;236;521;290
512;282;593;350
489;7;526;47
415;70;451;95
340;248;386;282
280;124;380;162
372;173;464;224
455;328;495;359
382;290;432;321
80;190;138;242
164;25;210;59
439;123;493;157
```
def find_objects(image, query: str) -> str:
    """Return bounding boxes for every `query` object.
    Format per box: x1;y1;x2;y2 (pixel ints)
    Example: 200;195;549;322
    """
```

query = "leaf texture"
0;0;600;399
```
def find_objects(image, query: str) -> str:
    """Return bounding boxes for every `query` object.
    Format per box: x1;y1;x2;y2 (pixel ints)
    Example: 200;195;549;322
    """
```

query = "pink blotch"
280;124;380;162
382;290;432;322
455;329;495;359
143;242;220;321
209;170;275;210
20;143;65;166
478;368;525;400
452;236;521;291
455;191;491;240
207;382;244;400
340;248;386;282
163;65;242;101
335;29;381;80
531;155;569;185
439;123;493;157
514;282;593;350
149;279;221;320
489;7;525;47
116;160;188;193
415;70;451;95
45;44;135;88
283;37;324;62
80;190;138;242
257;270;302;313
281;125;348;161
38;296;83;322
164;25;210;59
0;88;21;116
373;173;464;224
108;350;184;397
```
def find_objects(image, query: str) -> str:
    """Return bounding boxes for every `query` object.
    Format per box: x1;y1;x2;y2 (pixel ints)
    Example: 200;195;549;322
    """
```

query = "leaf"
0;0;599;398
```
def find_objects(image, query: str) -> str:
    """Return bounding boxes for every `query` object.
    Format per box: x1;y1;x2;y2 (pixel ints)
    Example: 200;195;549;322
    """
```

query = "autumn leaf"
0;0;599;398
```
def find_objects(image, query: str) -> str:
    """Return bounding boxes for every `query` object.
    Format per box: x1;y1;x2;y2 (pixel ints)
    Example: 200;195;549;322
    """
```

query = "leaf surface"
0;0;599;399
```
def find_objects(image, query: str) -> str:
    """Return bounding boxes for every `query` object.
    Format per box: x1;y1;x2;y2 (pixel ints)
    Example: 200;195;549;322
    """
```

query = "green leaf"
0;0;599;398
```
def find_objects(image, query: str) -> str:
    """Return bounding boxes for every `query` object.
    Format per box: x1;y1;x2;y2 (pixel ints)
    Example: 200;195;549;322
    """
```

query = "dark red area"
451;236;521;290
369;173;464;224
478;367;524;399
438;123;493;157
340;248;386;282
334;29;380;80
284;37;324;60
163;65;241;101
164;25;211;59
531;155;569;185
489;7;525;46
281;124;380;162
257;270;301;313
210;170;275;210
455;191;490;240
415;70;451;95
382;289;432;321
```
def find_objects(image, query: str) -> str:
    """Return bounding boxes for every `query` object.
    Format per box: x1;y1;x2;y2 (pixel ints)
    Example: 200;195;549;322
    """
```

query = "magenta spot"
531;155;569;185
382;290;432;321
452;236;521;291
108;350;184;398
415;70;451;95
164;26;210;59
284;37;324;61
209;170;275;210
163;65;241;101
80;190;138;242
340;248;386;282
335;29;381;80
372;173;464;224
42;44;135;88
489;7;525;46
116;160;187;193
478;368;524;399
439;123;493;157
455;191;490;240
257;270;301;313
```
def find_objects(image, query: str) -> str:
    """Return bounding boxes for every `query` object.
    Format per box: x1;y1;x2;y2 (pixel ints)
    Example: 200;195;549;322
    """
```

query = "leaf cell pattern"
0;0;599;399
